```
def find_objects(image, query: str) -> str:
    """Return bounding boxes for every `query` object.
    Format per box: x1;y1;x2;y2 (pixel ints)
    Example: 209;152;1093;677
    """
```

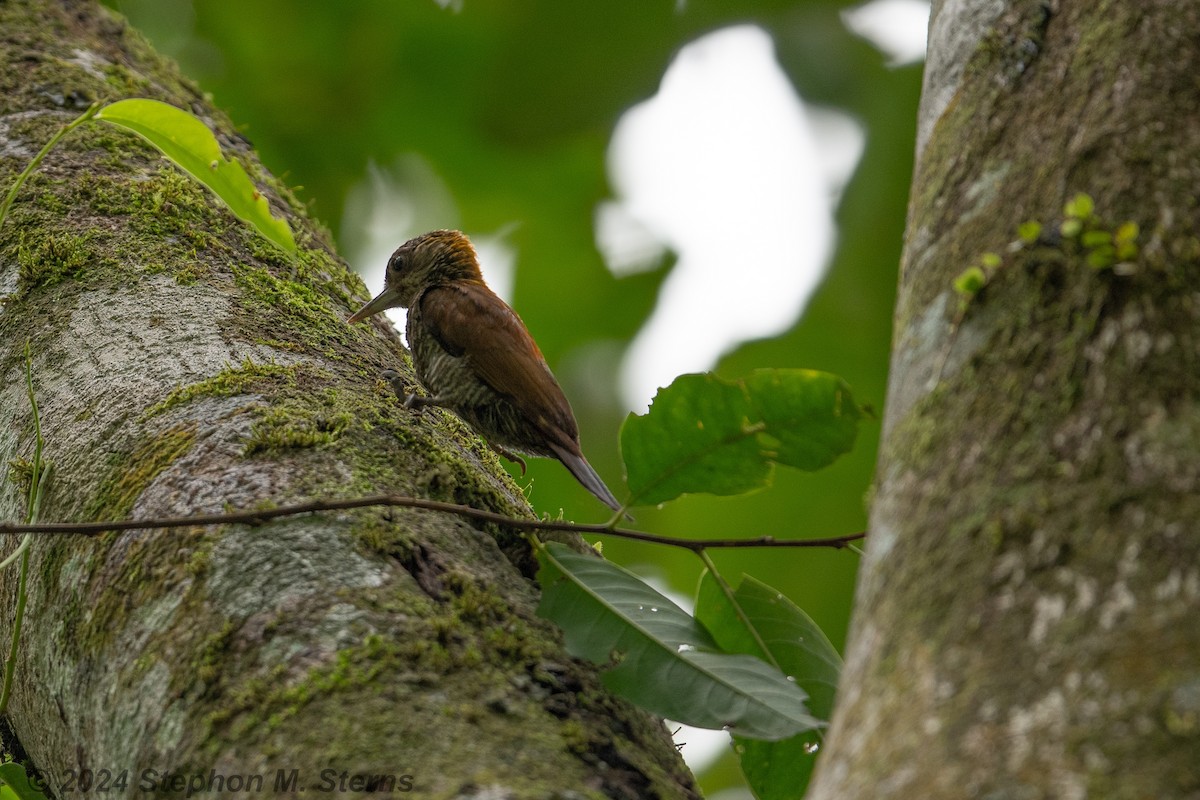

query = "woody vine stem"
0;494;865;552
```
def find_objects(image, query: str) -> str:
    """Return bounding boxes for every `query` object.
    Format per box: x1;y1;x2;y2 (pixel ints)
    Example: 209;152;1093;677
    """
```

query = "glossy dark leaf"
536;542;820;740
696;572;842;800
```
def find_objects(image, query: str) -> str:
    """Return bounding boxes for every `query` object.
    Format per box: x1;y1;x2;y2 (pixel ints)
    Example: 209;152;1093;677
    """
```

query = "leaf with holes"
620;370;863;506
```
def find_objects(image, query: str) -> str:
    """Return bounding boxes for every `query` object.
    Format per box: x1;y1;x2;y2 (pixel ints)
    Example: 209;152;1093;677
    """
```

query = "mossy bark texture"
811;1;1200;798
0;1;697;797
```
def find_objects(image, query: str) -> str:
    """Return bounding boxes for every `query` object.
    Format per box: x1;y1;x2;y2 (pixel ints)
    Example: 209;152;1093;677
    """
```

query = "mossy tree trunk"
0;2;697;797
810;1;1200;797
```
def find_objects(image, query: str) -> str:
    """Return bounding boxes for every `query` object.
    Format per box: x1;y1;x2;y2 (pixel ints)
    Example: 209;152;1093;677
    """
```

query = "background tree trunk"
811;0;1200;797
0;2;696;797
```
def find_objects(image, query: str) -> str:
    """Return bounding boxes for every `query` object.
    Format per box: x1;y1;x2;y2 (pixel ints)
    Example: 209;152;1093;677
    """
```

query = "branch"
0;494;865;552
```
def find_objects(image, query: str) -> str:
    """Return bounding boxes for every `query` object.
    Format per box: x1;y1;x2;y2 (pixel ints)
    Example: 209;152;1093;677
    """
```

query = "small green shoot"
0;102;101;230
0;344;50;716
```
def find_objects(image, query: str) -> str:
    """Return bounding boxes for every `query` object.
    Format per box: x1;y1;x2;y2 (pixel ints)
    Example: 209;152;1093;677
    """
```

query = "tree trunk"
0;2;696;797
810;0;1200;797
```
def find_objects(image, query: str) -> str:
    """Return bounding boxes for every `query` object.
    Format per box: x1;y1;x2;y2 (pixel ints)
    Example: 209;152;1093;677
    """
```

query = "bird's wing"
417;282;580;444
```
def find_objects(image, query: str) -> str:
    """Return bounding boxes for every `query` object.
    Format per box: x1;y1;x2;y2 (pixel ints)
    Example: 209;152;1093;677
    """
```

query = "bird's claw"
379;370;429;411
491;444;527;475
380;369;405;396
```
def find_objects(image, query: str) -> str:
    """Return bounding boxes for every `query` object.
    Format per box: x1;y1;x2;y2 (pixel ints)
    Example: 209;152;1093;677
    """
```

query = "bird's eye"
388;253;406;274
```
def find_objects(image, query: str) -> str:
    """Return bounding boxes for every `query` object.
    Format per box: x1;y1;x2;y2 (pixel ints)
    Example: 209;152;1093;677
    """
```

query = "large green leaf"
695;572;843;800
535;542;820;741
95;99;296;253
620;369;863;506
0;764;50;800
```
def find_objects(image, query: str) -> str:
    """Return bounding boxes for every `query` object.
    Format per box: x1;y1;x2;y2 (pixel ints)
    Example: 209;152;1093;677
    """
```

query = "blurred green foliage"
108;0;920;792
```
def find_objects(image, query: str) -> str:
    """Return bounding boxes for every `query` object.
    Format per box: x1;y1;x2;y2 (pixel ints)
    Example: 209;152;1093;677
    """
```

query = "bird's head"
348;229;483;322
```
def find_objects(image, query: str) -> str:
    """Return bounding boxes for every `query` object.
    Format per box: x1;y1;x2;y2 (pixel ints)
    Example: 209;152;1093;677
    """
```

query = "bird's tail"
550;444;627;517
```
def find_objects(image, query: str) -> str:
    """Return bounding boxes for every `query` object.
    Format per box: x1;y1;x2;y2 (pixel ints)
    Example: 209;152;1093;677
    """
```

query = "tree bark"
810;0;1200;797
0;1;697;797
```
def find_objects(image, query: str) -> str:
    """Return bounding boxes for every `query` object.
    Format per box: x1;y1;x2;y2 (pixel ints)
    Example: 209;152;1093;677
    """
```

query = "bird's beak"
347;288;401;323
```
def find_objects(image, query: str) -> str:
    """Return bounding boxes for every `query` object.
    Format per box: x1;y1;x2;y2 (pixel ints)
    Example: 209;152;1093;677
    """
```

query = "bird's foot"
490;444;527;475
380;370;442;412
403;393;445;411
380;369;406;399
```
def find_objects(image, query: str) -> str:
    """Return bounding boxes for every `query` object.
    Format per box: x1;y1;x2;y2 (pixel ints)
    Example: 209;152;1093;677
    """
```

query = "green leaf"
620;370;863;506
1114;221;1140;260
95;99;296;253
695;573;841;716
1114;221;1140;246
535;542;820;740
695;573;842;800
1087;244;1117;270
1059;217;1083;238
1017;220;1042;243
0;764;51;800
1064;192;1094;220
953;266;986;296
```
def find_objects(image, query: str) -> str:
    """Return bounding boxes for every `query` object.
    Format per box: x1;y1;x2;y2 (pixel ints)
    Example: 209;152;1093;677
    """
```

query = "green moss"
209;630;446;733
84;425;196;521
143;360;363;456
196;621;238;684
250;337;307;353
144;358;301;419
75;164;230;256
242;399;353;456
103;62;153;97
6;456;36;495
209;663;289;730
170;261;207;285
186;535;215;577
195;560;557;742
15;229;110;294
445;570;517;626
5;158;236;304
32;184;71;214
230;259;361;355
560;719;591;755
